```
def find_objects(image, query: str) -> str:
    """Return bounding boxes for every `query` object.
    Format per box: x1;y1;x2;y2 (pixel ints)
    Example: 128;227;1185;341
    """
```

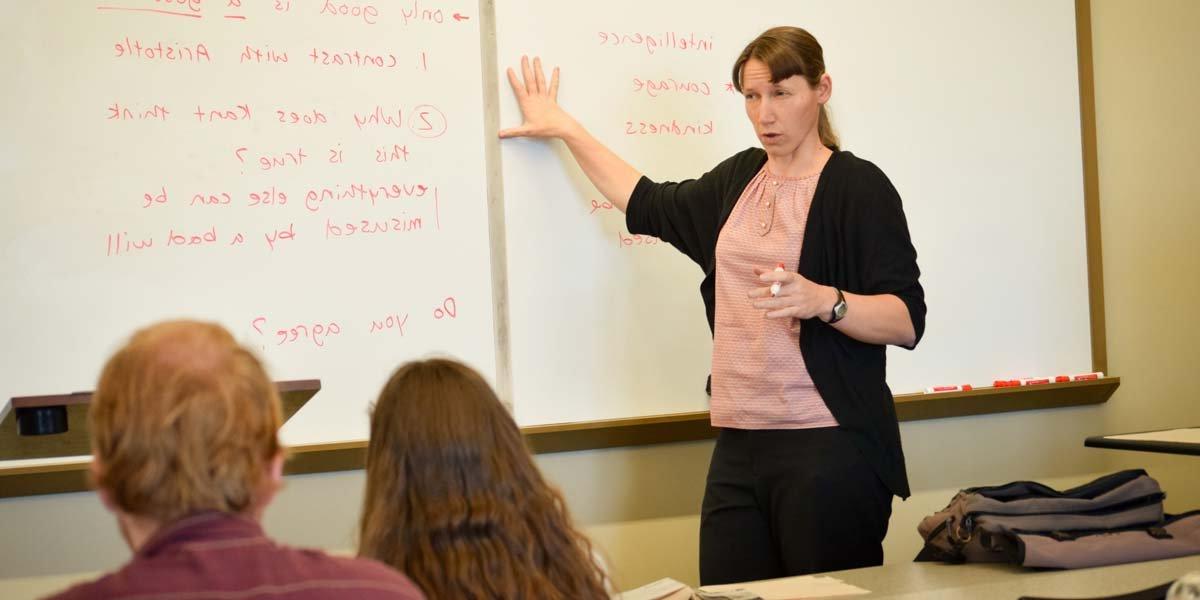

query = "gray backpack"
916;470;1200;568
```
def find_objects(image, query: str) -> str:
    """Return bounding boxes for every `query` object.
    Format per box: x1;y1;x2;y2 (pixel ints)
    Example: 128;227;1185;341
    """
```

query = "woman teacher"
500;26;926;585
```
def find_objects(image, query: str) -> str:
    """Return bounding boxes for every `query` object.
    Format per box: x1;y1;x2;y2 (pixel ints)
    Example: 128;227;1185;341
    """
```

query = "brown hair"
732;26;840;150
90;320;282;523
359;359;608;600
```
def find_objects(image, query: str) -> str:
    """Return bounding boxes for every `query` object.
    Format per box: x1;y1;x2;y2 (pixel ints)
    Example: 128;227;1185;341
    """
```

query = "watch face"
833;292;848;320
835;301;848;318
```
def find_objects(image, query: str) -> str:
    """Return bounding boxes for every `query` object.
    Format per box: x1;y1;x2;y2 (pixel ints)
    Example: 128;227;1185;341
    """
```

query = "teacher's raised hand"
497;55;642;212
498;56;575;140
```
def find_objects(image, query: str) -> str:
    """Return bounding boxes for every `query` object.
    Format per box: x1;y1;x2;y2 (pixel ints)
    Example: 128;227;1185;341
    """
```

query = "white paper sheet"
698;574;870;599
618;577;693;600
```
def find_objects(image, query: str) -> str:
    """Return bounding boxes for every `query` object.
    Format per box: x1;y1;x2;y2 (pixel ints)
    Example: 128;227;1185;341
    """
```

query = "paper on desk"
698;574;869;599
617;577;693;600
1107;427;1200;443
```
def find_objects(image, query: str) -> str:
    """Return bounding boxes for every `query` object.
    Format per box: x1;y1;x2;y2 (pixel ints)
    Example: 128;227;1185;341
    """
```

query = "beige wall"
1091;0;1200;508
1;0;1198;591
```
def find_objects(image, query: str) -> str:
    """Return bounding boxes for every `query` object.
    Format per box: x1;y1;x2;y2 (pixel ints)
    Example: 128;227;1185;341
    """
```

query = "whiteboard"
0;0;1096;459
496;0;1092;425
0;0;498;449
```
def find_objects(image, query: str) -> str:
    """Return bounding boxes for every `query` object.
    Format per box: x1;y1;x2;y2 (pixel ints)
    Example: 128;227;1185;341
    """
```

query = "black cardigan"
625;148;925;499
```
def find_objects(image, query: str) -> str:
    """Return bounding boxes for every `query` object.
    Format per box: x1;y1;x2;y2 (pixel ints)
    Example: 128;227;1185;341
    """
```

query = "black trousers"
699;427;893;585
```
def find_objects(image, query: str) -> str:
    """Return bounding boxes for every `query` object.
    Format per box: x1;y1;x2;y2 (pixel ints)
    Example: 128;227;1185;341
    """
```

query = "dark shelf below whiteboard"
0;377;1119;498
519;376;1121;454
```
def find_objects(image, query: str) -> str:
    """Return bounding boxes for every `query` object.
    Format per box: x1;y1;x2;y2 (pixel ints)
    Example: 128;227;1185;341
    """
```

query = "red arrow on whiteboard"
452;13;469;21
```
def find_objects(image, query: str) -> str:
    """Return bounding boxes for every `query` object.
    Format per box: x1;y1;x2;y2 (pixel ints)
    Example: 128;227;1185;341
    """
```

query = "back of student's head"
359;358;608;600
90;320;282;523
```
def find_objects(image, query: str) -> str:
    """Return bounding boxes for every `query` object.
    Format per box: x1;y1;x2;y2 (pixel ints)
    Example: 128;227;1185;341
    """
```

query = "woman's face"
741;58;830;156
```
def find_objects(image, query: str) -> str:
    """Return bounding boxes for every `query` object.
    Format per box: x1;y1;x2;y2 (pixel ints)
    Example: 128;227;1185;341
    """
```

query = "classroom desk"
4;556;1199;599
1085;427;1200;457
823;555;1200;599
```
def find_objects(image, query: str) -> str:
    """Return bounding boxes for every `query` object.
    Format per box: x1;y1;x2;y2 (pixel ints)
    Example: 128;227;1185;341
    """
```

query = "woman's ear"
817;73;833;104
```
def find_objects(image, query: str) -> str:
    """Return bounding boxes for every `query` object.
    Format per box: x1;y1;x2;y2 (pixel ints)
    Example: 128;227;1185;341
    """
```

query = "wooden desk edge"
1;377;1120;498
1085;435;1200;458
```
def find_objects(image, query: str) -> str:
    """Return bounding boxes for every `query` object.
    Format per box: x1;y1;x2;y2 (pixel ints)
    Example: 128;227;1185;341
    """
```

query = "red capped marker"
926;384;973;393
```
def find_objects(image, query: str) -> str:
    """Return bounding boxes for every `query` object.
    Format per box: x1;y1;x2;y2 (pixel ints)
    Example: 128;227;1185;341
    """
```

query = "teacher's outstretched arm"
498;56;642;213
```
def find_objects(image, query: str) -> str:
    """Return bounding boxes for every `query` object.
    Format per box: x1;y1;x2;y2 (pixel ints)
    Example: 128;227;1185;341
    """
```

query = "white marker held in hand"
770;262;785;297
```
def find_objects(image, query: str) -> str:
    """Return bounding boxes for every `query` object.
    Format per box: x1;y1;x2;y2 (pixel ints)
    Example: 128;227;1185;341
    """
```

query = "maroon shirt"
46;512;424;600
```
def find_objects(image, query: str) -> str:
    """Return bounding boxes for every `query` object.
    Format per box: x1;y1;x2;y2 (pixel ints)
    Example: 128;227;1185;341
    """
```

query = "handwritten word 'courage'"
632;77;712;98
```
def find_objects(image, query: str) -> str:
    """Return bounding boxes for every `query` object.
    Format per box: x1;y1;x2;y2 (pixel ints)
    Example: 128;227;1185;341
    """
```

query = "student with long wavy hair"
358;358;609;600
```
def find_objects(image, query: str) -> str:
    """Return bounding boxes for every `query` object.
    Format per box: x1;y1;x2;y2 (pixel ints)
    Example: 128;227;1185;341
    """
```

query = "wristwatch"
829;288;848;324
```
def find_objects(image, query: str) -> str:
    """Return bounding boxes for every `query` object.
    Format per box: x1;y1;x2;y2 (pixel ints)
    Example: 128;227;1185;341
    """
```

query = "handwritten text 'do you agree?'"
250;298;458;349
